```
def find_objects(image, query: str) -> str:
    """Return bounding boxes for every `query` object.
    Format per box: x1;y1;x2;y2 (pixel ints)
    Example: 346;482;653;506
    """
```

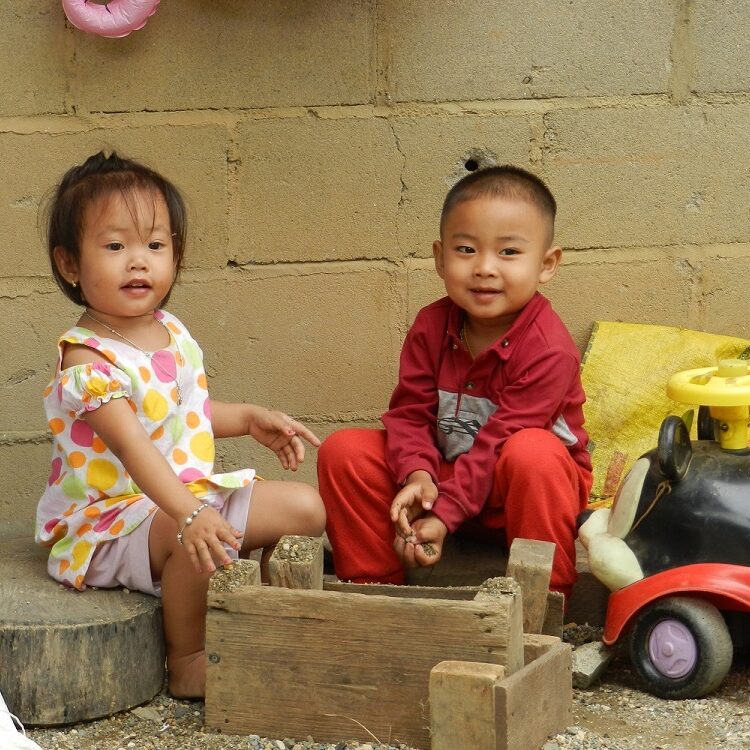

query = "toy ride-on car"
578;359;750;699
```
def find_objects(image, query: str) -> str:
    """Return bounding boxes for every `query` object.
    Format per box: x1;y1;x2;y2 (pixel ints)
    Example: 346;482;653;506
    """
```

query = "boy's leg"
481;428;592;598
317;428;406;584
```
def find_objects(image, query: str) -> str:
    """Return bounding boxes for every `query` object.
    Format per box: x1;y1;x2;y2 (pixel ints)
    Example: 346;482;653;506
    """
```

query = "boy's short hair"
440;165;557;237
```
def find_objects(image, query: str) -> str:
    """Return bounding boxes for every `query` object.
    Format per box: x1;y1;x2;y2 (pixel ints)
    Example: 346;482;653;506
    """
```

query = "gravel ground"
22;626;750;750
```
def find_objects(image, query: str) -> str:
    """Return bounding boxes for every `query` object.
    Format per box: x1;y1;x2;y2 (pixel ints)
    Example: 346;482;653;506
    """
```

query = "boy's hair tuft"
441;165;556;234
45;150;188;307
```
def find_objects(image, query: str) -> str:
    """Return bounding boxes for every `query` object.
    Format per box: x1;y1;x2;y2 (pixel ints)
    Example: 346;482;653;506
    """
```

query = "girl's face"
57;189;176;322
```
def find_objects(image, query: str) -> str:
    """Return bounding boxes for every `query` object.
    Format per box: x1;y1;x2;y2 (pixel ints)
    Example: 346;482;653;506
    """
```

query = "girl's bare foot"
167;650;206;699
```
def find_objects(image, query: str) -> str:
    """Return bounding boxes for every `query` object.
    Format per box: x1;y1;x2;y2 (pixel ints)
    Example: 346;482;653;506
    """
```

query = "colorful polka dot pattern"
35;309;255;591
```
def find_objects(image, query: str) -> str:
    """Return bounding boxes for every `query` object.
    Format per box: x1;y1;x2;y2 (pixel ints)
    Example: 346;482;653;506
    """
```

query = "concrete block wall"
1;1;748;527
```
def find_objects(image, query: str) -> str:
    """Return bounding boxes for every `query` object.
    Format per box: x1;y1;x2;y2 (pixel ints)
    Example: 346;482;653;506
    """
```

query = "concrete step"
0;524;165;726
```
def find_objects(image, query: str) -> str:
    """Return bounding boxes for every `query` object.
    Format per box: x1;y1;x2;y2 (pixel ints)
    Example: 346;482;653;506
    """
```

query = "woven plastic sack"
581;321;750;505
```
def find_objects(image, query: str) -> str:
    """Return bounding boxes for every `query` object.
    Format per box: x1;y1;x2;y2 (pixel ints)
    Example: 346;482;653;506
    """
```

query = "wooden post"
505;538;555;634
430;661;507;750
267;535;324;589
474;577;524;675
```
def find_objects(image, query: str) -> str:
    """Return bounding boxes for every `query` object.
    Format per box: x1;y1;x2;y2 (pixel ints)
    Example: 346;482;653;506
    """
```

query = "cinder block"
168;264;403;418
543;105;750;249
392;114;533;255
544;249;698;350
701;249;750;338
694;2;750;93
382;0;672;102
0;126;230;275
69;0;372;111
0;2;68;116
232;117;403;263
406;260;445;324
0;441;51;528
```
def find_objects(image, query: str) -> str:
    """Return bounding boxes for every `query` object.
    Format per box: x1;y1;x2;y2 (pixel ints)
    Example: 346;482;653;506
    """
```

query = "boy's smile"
433;195;561;349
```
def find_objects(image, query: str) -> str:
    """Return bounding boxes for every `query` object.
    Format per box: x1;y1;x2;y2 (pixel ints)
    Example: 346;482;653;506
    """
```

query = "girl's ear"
53;246;79;285
433;240;445;279
538;245;562;285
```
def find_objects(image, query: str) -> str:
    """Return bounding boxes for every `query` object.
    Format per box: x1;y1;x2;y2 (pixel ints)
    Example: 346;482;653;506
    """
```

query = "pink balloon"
62;0;161;39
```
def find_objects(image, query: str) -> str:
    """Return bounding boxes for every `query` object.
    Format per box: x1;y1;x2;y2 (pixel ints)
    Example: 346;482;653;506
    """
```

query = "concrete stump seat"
0;524;165;726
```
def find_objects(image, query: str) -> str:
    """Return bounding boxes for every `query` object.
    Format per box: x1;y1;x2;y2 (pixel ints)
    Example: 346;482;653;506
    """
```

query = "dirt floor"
22;646;750;750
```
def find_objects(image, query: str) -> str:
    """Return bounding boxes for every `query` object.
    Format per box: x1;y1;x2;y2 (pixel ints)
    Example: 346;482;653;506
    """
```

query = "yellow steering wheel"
668;359;750;451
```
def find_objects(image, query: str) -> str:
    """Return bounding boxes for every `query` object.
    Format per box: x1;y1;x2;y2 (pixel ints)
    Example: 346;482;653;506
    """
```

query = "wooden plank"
323;580;478;600
205;584;522;748
505;538;555;634
268;535;324;590
542;591;565;638
495;641;572;750
474;577;524;675
430;661;506;750
522;633;563;665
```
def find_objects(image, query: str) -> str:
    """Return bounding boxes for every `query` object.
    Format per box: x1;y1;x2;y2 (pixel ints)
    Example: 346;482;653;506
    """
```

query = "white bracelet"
176;503;210;545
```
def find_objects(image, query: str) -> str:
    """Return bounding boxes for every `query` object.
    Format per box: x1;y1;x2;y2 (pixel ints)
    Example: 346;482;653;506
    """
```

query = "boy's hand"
393;512;448;569
247;406;321;471
390;470;438;538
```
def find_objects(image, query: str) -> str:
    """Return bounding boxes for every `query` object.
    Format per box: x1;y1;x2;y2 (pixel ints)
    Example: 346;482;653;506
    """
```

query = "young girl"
36;151;326;699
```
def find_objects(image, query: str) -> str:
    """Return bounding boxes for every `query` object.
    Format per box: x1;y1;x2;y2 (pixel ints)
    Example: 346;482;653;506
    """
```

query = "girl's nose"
128;249;149;270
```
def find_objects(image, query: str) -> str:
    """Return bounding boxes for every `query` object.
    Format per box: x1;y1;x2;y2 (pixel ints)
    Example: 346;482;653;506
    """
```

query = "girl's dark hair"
46;151;187;306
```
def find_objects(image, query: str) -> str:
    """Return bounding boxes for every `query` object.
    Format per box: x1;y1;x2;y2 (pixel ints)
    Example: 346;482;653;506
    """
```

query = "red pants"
317;427;592;597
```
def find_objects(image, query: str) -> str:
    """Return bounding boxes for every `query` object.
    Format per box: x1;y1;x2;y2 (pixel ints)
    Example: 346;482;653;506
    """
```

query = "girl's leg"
483;428;592;598
240;480;326;578
148;480;324;699
148;510;213;699
317;428;405;584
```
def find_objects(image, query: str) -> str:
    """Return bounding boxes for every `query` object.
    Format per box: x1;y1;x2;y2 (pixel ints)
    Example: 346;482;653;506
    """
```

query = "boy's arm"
431;347;583;532
381;316;443;485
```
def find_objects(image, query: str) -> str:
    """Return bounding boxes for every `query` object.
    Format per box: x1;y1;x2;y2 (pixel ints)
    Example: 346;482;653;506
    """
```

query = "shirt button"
501;339;510;348
452;343;458;350
465;381;474;390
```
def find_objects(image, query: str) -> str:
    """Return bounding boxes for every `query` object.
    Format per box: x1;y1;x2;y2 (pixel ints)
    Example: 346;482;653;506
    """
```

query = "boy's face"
433;196;561;336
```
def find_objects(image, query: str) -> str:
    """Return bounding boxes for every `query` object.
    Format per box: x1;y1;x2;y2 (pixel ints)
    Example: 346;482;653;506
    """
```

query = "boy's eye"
456;245;475;254
105;242;124;251
499;248;519;256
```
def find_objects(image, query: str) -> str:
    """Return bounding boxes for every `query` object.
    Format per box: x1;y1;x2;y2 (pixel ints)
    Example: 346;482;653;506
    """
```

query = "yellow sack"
581;321;750;505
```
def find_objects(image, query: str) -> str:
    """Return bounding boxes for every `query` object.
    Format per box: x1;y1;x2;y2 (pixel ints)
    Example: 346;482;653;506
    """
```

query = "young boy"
317;165;592;597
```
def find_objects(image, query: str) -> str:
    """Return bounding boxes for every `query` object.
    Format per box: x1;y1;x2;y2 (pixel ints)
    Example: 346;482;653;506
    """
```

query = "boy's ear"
433;240;445;279
53;246;78;284
538;245;562;285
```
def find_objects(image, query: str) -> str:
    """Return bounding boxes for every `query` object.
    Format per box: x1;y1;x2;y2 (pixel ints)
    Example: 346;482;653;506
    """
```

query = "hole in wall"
447;148;499;187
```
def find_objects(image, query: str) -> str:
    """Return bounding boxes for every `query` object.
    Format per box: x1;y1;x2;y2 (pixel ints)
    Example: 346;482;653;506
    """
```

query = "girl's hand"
247;406;321;471
178;505;243;574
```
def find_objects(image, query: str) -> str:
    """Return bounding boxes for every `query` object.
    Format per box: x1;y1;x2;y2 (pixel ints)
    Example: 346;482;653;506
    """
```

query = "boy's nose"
474;256;498;276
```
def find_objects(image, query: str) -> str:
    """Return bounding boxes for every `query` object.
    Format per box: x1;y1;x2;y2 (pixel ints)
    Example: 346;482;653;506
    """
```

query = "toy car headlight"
608;457;650;539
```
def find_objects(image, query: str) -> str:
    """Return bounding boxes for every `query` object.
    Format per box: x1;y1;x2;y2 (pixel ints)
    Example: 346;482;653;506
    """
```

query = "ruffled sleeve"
56;361;132;416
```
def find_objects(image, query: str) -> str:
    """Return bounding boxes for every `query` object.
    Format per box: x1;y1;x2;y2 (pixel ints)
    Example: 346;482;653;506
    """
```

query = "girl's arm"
209;400;320;471
62;345;241;573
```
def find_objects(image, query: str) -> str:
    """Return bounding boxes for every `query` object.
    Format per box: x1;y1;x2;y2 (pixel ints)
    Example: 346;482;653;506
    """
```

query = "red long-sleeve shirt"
382;293;591;533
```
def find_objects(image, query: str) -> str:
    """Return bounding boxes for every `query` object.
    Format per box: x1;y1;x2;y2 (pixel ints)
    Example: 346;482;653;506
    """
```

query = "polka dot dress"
35;310;255;590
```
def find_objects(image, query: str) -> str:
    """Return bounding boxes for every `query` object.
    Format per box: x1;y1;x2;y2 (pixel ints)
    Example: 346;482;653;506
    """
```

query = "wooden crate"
205;578;523;748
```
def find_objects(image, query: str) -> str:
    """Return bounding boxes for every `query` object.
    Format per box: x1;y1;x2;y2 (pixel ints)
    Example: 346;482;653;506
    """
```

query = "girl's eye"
148;241;165;251
105;242;124;251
